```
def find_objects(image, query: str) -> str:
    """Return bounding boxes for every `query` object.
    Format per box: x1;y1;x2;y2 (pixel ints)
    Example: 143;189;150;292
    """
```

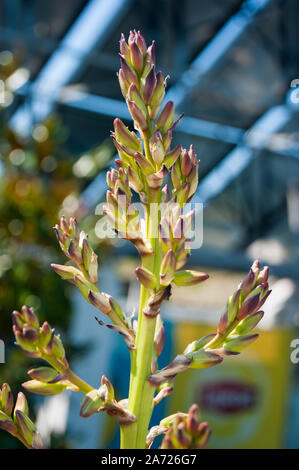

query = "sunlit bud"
155;101;174;134
177;181;190;207
195;422;211;448
0;410;17;435
11;311;25;331
237;294;260;320
14;392;28;416
20;306;37;329
217;311;228;335
135;267;157;289
227;288;241;323
257;266;269;285
13;327;37;352
82;238;93;272
186;349;223;369
126;84;147;115
171;161;181;190
118;68;130;98
240;268;255;298
150;131;164;165
187;166;198;199
119;33;130;61
146;41;156;67
233;311;264;336
146;165;168;190
1;383;14;416
23;326;38;344
173;270;209;286
134;152;155;174
51;263;81;280
60;215;69;232
69;217;79;241
183;334;217;354
39;321;52;348
150;70;165;107
14;410;36;446
141;66;157;104
186;404;200;435
114;117;141;151
130;41;144;73
160;249;176;286
127;166;143;192
88;252;98;284
28;367;59;383
181;151;192;177
80;389;104;418
119;55;138;86
135;31;147;55
45;335;65;361
68;240;83;265
22;380;67;396
127;101;148;132
223;334;259;353
164;145;181;169
101;376;115;401
88;290;111;315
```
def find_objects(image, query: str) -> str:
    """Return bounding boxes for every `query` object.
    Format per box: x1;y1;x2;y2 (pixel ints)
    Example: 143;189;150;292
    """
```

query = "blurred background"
0;0;299;449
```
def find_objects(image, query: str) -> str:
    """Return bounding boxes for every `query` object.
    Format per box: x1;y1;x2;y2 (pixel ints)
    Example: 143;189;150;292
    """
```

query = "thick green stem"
121;183;162;449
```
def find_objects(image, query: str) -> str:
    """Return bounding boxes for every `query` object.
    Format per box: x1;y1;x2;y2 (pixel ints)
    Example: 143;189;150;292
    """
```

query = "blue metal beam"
166;0;275;108
193;93;299;206
9;0;133;136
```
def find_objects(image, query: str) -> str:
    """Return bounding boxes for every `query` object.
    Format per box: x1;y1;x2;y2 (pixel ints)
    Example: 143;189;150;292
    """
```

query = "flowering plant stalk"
1;31;271;450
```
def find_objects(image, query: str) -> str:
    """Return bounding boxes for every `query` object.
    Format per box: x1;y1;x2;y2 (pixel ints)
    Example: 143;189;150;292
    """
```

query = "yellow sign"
168;323;293;449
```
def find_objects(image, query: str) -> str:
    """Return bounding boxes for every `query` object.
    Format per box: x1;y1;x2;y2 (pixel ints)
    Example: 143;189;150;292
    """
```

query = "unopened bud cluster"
0;383;43;448
160;404;210;449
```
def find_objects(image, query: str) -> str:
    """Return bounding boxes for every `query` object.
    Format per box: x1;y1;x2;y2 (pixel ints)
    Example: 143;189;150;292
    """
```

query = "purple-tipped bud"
80;389;104;418
1;383;14;416
14;392;28;416
51;263;81;280
119;55;138;86
68;240;83;265
135;267;157;289
28;367;59;383
0;411;18;435
150;130;164;165
22;380;67;396
186;349;223;369
118;68;130;98
164;145;181;169
237;294;260;320
155;101;174;134
130;41;144;74
127;101;148;132
223;333;259;353
160;249;176;286
134;152;155;174
142;66;157;104
88;290;111;315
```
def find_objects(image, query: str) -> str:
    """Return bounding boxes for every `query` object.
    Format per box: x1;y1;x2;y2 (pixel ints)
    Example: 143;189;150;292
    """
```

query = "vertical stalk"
120;164;162;449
